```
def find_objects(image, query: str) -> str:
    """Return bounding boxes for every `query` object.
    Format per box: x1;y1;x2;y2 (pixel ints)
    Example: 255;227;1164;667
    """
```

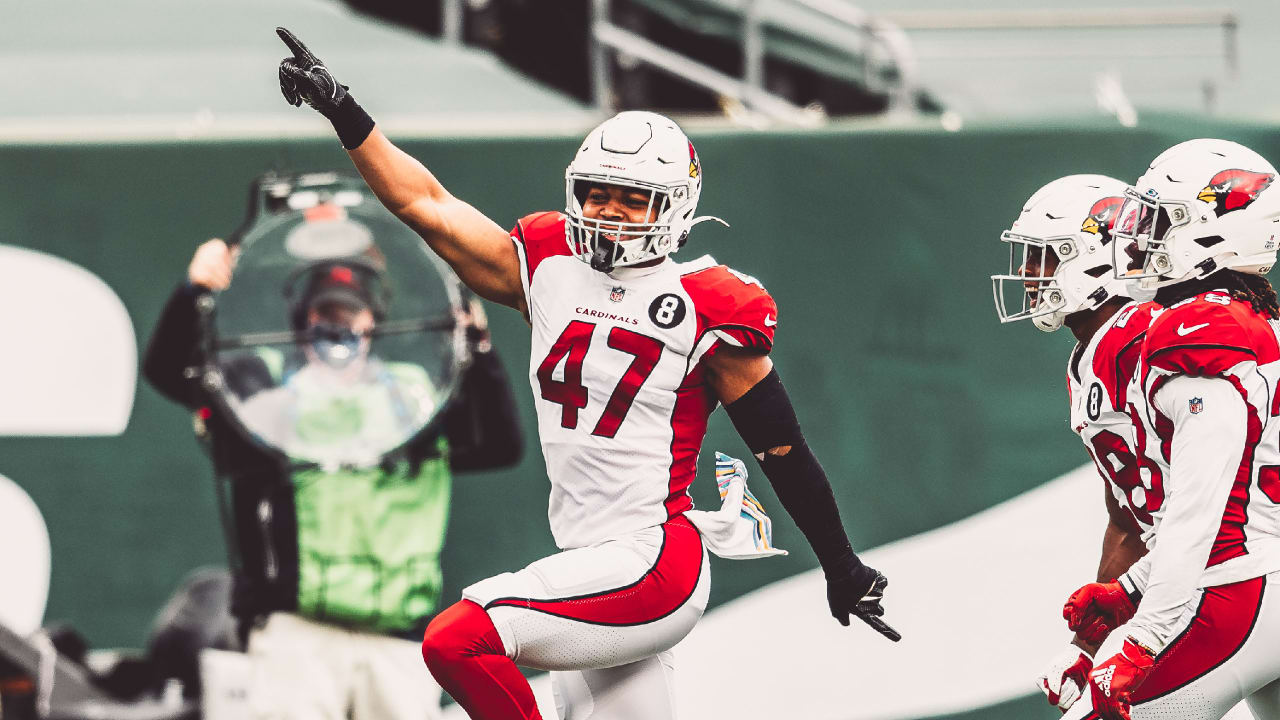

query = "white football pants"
1063;571;1280;720
463;516;710;719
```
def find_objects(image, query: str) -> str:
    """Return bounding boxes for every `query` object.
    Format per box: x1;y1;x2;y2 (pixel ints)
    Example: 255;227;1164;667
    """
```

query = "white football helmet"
564;111;720;272
992;174;1132;332
1114;138;1280;288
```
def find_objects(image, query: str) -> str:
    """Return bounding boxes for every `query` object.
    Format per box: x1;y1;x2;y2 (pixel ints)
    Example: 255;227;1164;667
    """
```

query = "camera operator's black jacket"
142;282;523;637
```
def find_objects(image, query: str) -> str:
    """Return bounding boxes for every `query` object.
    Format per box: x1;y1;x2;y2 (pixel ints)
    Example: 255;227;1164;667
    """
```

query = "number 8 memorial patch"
1087;383;1103;422
649;293;687;329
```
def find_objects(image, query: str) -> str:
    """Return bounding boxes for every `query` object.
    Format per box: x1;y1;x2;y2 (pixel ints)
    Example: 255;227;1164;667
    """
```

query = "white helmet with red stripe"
564;111;719;272
992;174;1132;332
1115;138;1280;288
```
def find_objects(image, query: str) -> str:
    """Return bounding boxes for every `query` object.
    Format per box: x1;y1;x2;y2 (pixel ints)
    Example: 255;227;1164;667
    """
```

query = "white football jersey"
1067;301;1162;542
1127;291;1280;588
511;212;777;549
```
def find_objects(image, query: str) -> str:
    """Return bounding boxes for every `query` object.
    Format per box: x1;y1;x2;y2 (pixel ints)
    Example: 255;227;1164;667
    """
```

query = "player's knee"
421;600;501;672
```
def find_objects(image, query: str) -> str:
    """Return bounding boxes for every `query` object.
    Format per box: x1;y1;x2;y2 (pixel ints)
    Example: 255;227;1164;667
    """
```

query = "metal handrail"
881;7;1237;76
593;19;821;125
590;0;917;124
880;8;1235;31
441;0;463;46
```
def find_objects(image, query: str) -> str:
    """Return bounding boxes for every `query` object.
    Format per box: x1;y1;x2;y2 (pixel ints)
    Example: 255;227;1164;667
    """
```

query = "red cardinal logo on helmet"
1198;169;1275;217
688;141;700;179
1081;196;1125;244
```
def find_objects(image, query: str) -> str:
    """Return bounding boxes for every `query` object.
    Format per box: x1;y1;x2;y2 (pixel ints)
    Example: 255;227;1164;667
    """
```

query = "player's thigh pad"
1064;572;1280;720
462;516;709;671
552;651;677;720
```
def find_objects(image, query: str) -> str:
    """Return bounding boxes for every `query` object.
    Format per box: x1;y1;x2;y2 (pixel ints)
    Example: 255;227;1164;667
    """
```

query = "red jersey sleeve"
680;265;778;353
1091;301;1159;411
1143;293;1278;376
510;211;571;288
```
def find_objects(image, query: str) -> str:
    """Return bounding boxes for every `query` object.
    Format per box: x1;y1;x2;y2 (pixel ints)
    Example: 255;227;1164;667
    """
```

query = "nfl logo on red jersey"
1190;397;1204;414
610;286;626;303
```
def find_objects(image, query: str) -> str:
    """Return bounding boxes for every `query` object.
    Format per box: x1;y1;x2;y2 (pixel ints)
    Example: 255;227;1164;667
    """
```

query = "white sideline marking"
0;474;51;633
0;245;135;436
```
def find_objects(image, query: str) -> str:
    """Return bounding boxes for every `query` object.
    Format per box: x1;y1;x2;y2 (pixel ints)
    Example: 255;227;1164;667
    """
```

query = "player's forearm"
761;444;856;570
1129;376;1245;651
722;368;856;572
348;128;522;307
348;128;452;238
1097;517;1147;583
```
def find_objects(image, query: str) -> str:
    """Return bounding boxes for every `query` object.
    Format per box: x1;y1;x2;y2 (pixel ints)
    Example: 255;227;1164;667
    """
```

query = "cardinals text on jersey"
510;211;777;549
1069;301;1164;541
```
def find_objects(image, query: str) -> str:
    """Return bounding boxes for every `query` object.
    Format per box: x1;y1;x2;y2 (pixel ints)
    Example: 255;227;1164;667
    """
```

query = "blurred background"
3;0;1280;718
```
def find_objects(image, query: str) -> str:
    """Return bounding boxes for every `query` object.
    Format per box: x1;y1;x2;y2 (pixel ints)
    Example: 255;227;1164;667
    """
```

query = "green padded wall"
4;115;1280;718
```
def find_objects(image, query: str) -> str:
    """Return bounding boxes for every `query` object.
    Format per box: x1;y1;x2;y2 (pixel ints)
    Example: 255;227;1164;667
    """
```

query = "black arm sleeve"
444;349;524;472
723;368;859;576
142;282;210;409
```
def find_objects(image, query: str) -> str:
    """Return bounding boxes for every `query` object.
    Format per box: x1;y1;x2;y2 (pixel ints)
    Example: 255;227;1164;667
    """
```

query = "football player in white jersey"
993;175;1162;712
276;28;897;720
1058;140;1280;720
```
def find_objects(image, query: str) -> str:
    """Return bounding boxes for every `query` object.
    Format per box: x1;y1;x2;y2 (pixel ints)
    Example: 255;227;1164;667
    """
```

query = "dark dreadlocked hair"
1153;269;1280;320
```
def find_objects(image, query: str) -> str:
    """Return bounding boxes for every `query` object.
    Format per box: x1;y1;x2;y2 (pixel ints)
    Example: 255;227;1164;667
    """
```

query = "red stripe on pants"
1135;576;1265;704
487;516;703;626
1081;577;1265;718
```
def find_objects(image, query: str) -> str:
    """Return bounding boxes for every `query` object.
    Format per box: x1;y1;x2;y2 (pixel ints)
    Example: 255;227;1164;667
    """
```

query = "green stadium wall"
3;115;1280;718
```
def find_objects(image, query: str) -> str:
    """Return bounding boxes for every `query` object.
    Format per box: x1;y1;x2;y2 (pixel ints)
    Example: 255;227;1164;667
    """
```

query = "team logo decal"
688;141;701;179
1197;169;1275;217
1189;397;1204;414
1080;196;1125;245
609;286;626;303
1086;382;1103;422
649;293;686;329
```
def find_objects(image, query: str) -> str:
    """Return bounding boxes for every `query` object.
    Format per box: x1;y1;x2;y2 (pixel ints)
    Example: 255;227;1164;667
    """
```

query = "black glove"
276;27;348;115
825;555;901;641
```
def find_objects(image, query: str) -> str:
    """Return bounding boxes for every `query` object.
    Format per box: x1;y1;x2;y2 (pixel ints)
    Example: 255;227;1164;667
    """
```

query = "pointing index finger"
276;27;317;64
858;613;902;642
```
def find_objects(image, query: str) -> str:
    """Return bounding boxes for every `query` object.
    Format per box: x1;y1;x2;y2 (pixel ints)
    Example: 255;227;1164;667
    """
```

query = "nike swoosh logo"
764;315;777;327
1176;322;1209;336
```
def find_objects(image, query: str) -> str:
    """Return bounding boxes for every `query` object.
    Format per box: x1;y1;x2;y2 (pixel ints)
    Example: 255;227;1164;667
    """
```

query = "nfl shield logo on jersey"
1190;397;1204;414
610;286;626;303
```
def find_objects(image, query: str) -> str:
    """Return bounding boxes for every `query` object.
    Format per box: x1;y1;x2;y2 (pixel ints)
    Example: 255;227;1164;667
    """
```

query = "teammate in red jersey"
993;175;1161;712
1060;140;1280;720
275;27;896;720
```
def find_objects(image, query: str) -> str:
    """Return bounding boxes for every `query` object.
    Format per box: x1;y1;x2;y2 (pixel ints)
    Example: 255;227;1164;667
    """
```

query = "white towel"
685;452;788;560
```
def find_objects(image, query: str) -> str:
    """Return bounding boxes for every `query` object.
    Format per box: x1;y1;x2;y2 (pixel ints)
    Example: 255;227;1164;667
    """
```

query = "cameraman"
143;209;521;719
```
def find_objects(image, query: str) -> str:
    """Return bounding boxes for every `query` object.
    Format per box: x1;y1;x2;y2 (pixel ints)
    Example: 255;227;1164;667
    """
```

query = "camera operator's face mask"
205;176;467;469
304;304;375;370
308;322;366;368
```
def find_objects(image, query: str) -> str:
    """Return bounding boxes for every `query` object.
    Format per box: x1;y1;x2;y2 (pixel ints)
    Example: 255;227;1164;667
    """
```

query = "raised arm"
275;28;524;312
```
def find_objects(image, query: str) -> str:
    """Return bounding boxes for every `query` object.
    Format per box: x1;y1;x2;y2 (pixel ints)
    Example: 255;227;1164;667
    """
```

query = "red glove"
1089;638;1155;720
1063;581;1136;647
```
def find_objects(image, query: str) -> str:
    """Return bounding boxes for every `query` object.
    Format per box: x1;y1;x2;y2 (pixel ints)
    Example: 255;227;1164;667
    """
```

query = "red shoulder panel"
1091;301;1159;410
1143;292;1279;376
510;211;571;284
679;265;777;353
